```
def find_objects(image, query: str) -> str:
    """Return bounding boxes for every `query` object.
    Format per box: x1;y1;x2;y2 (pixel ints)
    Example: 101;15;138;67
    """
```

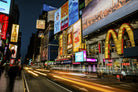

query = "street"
23;67;138;92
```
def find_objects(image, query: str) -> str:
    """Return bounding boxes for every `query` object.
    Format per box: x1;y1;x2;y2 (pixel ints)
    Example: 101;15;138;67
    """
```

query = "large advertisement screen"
61;1;69;31
82;0;133;34
0;14;9;40
0;0;11;14
54;8;61;34
69;0;79;26
73;19;82;53
10;24;19;43
9;44;18;58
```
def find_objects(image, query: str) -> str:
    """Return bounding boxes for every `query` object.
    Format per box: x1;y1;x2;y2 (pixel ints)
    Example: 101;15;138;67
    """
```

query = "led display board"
0;0;11;14
54;8;61;34
10;24;19;43
69;0;79;26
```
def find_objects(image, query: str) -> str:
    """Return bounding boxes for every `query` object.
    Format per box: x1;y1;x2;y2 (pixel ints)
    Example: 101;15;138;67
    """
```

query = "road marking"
47;79;72;92
23;71;30;92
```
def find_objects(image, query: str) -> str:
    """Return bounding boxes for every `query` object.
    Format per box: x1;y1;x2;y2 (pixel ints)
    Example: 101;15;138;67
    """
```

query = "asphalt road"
23;70;72;92
23;68;138;92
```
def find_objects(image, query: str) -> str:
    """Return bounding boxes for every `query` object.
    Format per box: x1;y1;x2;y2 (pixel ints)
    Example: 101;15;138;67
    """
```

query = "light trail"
33;70;47;76
36;69;50;72
53;75;116;92
27;70;39;76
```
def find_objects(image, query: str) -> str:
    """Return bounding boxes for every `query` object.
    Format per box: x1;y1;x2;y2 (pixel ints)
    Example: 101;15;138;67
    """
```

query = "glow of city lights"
53;75;114;92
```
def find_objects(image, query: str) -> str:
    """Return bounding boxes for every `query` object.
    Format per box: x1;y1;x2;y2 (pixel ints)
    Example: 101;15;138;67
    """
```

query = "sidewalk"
0;71;24;92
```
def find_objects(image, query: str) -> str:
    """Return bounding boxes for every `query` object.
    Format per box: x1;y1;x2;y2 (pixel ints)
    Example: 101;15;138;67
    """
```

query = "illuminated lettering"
105;23;135;59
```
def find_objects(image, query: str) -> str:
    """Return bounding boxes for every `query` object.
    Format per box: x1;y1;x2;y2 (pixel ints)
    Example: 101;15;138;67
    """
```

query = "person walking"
6;63;19;92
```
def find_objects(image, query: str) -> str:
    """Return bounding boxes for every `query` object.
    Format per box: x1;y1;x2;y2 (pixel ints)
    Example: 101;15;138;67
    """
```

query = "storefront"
82;0;138;78
74;50;97;73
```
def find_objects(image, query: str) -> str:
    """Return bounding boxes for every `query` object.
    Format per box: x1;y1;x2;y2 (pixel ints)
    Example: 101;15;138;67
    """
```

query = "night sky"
14;0;66;60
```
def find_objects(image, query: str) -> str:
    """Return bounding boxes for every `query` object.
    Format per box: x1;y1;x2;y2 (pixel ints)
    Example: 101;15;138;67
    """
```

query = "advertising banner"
0;0;11;14
82;0;133;31
9;44;18;58
59;34;63;56
67;26;73;50
73;19;82;53
63;30;67;55
54;8;61;34
10;24;19;43
61;1;69;31
36;20;45;29
0;14;9;40
69;0;79;26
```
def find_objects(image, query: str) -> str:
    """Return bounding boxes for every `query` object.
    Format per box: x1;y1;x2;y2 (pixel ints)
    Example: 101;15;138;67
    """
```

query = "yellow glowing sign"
10;24;19;43
105;23;135;59
73;19;82;53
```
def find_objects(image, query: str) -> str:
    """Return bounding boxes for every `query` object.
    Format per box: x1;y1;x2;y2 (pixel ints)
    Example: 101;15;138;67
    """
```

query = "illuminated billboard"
10;24;19;43
69;0;79;26
105;23;135;59
0;0;11;14
62;31;67;55
67;26;73;50
9;44;18;58
73;19;82;53
36;20;45;29
54;8;61;34
75;51;84;62
61;1;69;31
82;0;136;36
0;14;9;40
59;34;63;56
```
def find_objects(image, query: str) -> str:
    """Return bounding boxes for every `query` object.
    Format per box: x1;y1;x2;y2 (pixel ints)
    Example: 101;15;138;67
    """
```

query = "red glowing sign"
122;63;130;66
0;14;9;40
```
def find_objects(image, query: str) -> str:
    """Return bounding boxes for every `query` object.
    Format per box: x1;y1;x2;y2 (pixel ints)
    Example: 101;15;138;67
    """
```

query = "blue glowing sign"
0;0;11;14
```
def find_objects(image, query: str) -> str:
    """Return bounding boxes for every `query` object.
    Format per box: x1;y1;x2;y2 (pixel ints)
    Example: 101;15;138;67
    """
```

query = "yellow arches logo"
105;23;135;59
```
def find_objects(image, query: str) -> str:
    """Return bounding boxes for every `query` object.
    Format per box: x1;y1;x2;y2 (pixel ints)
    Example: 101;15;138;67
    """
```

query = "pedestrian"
6;63;19;92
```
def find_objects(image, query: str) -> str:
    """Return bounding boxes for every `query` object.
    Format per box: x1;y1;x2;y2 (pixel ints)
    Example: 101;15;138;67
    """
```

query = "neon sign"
105;23;135;59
